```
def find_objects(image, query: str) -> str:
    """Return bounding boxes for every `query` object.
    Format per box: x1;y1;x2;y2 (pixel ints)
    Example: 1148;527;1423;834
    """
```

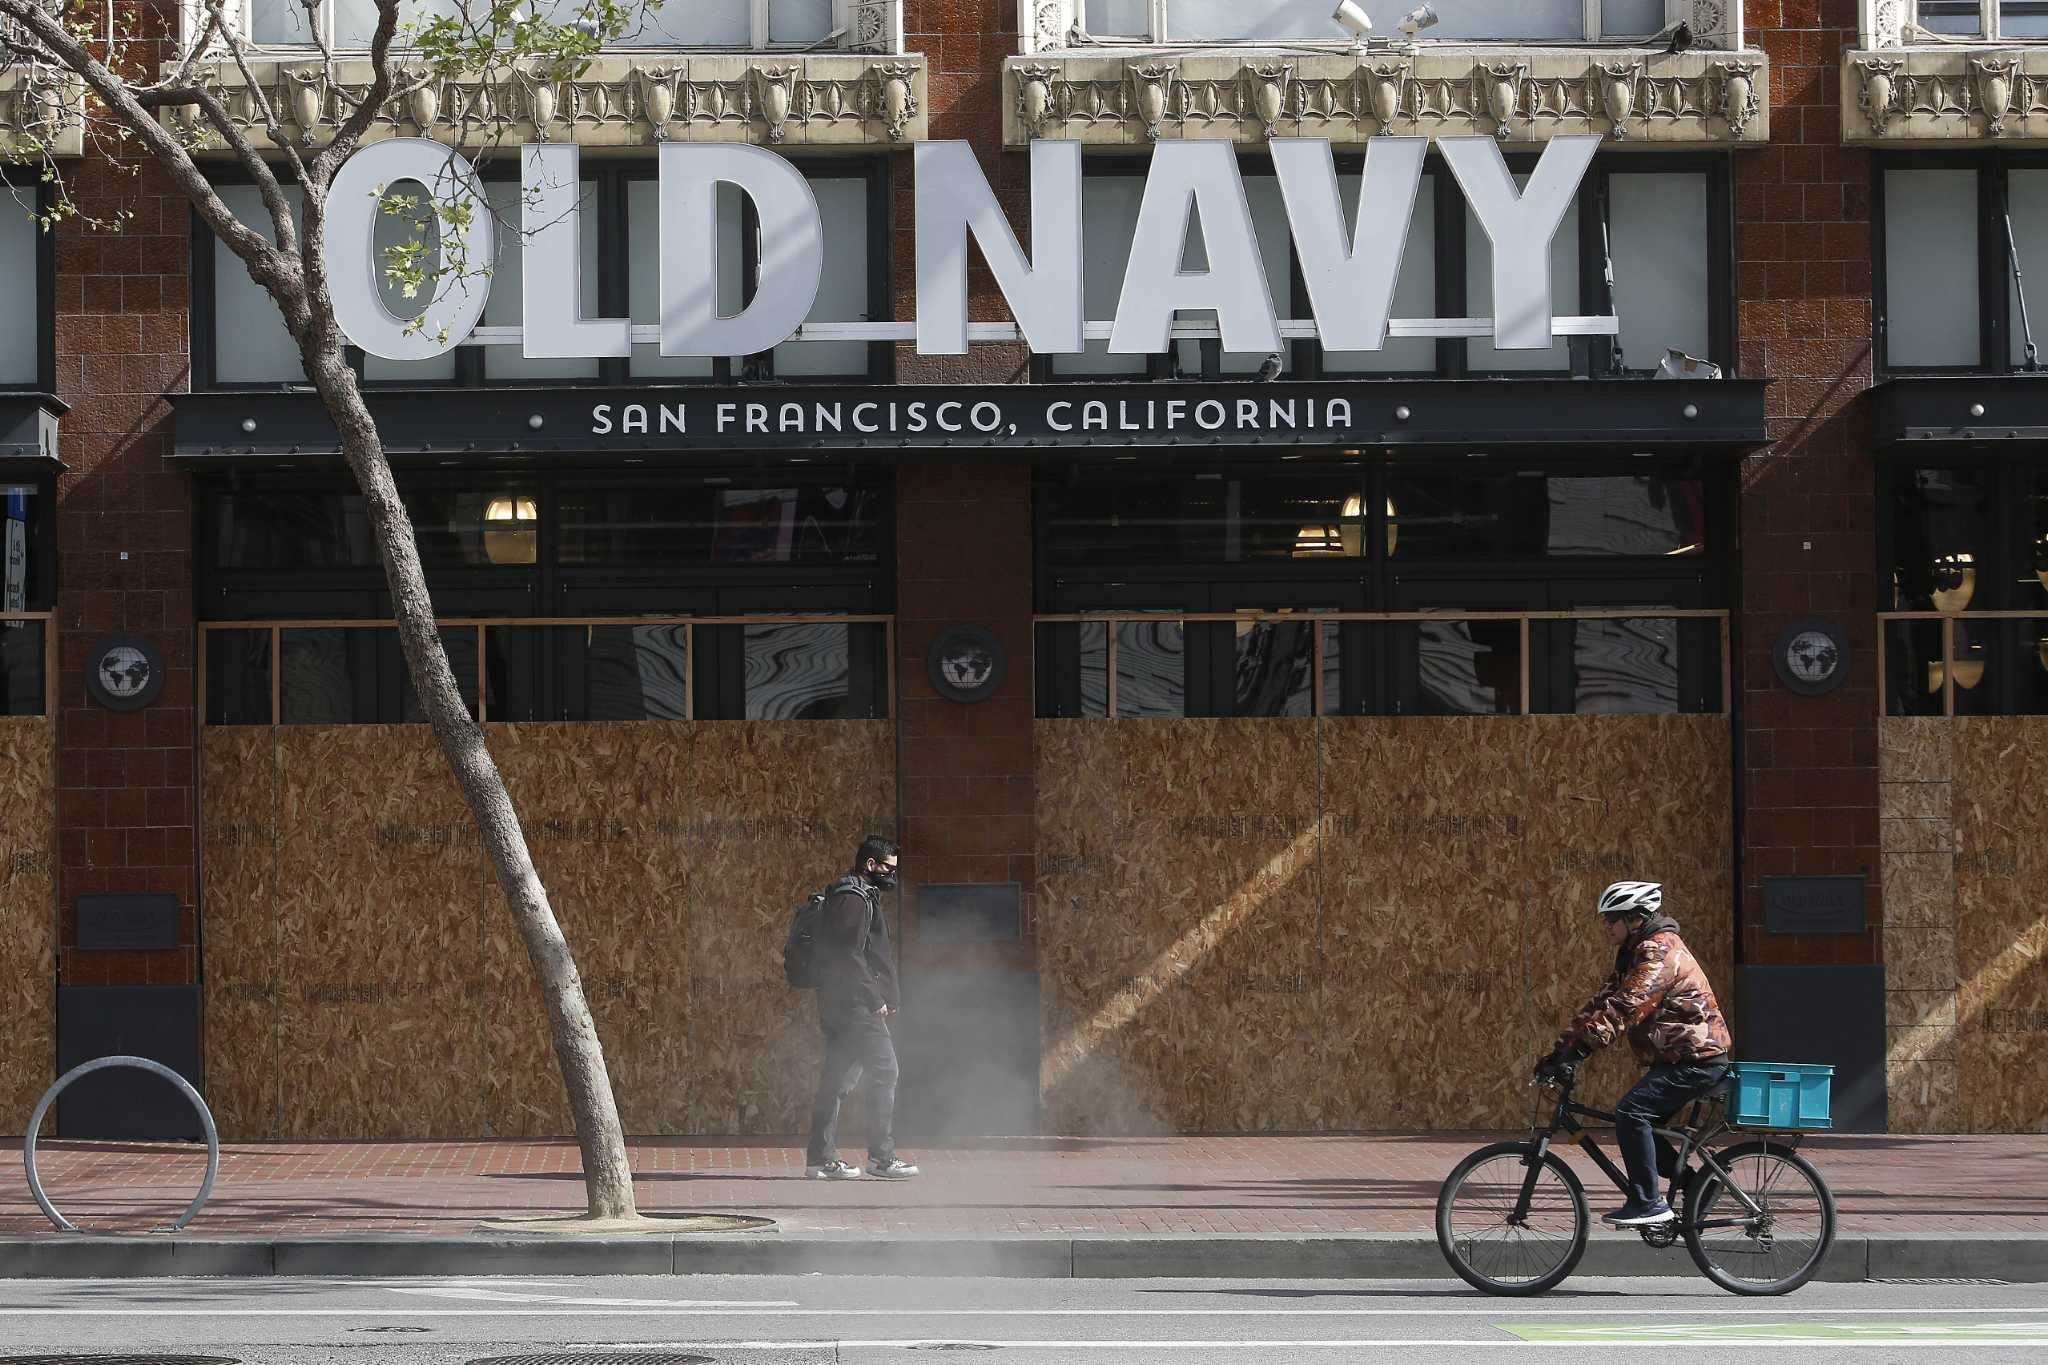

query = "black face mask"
867;865;899;892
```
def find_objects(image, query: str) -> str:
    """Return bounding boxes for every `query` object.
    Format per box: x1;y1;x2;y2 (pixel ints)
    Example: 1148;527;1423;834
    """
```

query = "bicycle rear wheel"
1437;1141;1589;1296
1683;1139;1837;1296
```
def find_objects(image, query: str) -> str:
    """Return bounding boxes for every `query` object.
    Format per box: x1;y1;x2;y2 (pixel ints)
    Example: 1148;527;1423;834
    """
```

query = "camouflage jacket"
1558;915;1731;1067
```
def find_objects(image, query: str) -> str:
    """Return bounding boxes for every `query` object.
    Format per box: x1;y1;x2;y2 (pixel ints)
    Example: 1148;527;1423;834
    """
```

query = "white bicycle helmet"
1597;880;1663;917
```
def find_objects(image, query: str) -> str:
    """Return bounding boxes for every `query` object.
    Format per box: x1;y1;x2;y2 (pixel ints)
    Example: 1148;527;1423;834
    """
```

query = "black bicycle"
1436;1068;1837;1297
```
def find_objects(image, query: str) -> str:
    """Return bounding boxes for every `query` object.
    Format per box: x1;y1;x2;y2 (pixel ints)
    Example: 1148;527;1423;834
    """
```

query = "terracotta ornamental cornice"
0;65;86;160
1843;46;2048;144
147;54;927;156
1000;48;1767;149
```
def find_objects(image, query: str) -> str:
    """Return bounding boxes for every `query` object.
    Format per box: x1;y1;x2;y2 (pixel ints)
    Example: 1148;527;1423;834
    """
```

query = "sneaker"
867;1158;920;1179
1604;1197;1674;1226
805;1160;864;1180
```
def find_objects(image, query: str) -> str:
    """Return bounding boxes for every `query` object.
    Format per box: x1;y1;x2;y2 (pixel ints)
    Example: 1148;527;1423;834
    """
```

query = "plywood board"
1953;718;2048;1133
203;720;892;1138
199;728;279;1138
0;717;54;1136
1035;713;1733;1134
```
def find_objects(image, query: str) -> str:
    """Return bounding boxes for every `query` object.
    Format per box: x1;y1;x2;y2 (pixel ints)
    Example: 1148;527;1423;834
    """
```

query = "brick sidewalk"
3;1133;2042;1238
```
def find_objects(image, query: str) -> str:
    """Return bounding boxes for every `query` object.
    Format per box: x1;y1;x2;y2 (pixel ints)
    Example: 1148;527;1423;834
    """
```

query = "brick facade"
51;8;197;991
1735;1;1883;967
35;3;1898;1105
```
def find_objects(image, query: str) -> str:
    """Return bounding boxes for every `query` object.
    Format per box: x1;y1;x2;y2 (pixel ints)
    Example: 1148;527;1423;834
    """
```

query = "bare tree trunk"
304;341;638;1220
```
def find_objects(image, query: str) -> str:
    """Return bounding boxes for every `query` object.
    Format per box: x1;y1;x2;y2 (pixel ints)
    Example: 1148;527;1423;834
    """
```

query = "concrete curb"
0;1230;2042;1281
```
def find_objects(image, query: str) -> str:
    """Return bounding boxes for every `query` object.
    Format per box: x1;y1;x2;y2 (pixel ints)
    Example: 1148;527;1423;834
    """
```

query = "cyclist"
1535;880;1732;1228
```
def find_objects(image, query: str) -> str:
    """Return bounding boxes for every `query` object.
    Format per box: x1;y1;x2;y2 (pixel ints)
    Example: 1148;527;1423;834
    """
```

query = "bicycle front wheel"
1683;1139;1837;1296
1437;1141;1589;1296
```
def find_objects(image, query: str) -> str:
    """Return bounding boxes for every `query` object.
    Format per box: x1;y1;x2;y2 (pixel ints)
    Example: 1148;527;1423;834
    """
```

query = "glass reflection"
1414;618;1519;715
585;624;688;721
1117;619;1185;718
1573;616;1679;714
1233;617;1316;717
745;622;852;720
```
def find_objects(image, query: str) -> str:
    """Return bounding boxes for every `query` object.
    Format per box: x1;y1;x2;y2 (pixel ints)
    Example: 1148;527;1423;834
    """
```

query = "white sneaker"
868;1158;920;1179
806;1160;864;1179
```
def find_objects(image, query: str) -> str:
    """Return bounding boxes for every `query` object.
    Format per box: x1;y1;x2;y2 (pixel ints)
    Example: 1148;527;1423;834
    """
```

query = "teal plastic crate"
1729;1061;1834;1130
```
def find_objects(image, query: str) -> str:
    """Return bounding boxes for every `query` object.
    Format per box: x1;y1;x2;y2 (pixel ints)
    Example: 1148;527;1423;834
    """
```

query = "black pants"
805;1008;898;1167
1614;1060;1730;1205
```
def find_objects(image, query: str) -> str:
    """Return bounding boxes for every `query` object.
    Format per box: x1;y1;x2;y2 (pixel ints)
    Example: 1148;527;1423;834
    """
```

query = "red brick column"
891;1;1037;966
1734;0;1881;966
52;131;196;990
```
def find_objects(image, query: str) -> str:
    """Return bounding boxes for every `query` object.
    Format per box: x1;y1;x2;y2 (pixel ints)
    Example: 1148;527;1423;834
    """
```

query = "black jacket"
816;876;899;1017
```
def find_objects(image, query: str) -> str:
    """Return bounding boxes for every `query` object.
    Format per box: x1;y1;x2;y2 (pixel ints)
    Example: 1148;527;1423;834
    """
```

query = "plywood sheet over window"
0;716;53;1135
1037;713;1732;1133
1880;715;2048;1134
200;721;892;1138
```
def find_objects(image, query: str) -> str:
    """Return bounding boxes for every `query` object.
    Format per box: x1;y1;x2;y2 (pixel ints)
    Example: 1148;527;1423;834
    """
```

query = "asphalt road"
0;1274;2045;1364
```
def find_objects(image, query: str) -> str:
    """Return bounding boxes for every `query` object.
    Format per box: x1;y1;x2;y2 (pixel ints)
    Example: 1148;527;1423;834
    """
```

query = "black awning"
168;377;1769;464
0;393;67;464
1870;375;2048;446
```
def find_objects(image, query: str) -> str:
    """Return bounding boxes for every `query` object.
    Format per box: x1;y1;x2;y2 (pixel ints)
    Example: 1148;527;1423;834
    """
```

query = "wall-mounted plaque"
927;624;1007;704
916;882;1021;944
84;633;165;712
76;892;181;951
1771;617;1850;697
1763;875;1867;935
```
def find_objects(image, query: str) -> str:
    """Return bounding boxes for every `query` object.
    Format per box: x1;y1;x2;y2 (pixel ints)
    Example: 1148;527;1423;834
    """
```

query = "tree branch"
312;0;403;179
0;0;299;295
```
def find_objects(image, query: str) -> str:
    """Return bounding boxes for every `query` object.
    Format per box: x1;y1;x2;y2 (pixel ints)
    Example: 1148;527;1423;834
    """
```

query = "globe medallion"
1771;618;1850;697
85;634;167;712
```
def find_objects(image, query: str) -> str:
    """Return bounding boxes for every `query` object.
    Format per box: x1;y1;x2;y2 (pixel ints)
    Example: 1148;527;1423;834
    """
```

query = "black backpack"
783;875;867;989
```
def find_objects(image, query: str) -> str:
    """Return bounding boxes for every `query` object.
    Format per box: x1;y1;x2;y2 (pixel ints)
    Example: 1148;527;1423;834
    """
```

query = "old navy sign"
325;135;1609;364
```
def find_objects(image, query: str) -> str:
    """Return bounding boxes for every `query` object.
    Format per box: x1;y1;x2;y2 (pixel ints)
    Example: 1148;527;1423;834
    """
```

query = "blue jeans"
1614;1060;1730;1205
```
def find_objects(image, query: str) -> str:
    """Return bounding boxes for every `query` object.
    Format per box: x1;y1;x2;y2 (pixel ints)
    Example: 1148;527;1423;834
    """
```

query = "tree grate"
467;1356;714;1365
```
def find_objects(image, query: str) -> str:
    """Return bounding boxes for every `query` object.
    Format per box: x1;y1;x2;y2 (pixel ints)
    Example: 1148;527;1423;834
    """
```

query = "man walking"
804;835;919;1180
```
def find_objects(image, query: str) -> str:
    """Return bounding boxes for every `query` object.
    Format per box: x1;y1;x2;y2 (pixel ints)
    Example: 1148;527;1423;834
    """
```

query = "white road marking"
4;1306;2046;1318
372;1278;796;1307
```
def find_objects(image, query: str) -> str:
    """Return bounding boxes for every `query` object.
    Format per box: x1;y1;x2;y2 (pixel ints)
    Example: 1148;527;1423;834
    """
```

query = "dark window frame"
1876;445;2048;715
189;156;894;392
1032;149;1734;385
196;466;895;723
0;176;56;395
1031;450;1736;718
1873;148;2048;378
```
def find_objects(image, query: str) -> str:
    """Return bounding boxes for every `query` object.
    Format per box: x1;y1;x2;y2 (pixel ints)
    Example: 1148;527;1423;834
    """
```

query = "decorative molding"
1001;50;1770;147
0;66;86;160
161;55;929;154
1842;47;2048;142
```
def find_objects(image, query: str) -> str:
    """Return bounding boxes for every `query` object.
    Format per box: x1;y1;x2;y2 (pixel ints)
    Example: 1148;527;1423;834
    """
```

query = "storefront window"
1572;615;1680;714
1882;168;1978;371
1889;465;1993;611
1410;618;1520;716
241;0;833;48
1322;173;1436;376
213;183;309;385
627;177;737;381
556;484;882;566
1039;476;1364;563
583;624;689;721
1387;473;1705;559
1878;459;2048;715
1609;172;1710;373
0;192;37;389
1079;0;1656;41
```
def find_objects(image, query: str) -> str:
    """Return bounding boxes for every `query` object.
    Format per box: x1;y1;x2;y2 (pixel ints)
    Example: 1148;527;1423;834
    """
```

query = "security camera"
1255;353;1284;382
1396;4;1437;36
1331;1;1373;41
1649;19;1694;54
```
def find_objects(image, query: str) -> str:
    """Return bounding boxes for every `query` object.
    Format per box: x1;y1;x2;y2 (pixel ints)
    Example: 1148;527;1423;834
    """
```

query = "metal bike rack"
22;1056;220;1234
